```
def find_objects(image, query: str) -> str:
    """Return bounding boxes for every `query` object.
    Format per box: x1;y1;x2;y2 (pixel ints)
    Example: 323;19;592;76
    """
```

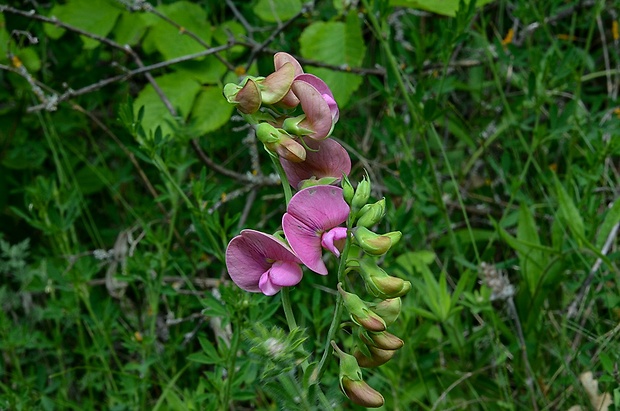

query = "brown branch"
25;44;232;112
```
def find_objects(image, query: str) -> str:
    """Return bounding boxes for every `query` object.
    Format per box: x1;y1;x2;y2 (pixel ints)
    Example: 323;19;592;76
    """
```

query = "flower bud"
360;330;404;351
358;258;411;299
383;230;402;247
370;298;402;326
353;227;392;256
341;176;355;204
338;283;386;332
340;377;385;408
356;198;386;228
351;177;371;211
258;61;296;105
282;114;314;137
257;123;306;162
223;78;261;114
353;345;396;368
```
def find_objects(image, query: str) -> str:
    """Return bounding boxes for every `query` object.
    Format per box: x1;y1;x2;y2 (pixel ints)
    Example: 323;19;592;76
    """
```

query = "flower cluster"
223;52;411;408
223;52;350;189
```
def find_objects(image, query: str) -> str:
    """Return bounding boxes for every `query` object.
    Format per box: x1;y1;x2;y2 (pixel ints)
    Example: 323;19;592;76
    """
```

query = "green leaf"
596;200;620;250
133;72;202;138
389;0;495;17
516;203;546;294
44;0;122;49
553;175;585;245
141;2;211;60
300;13;366;106
113;11;148;46
253;0;302;23
190;87;235;135
395;250;435;276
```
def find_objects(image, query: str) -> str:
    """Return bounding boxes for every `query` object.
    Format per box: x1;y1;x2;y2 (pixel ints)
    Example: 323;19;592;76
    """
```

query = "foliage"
1;0;619;409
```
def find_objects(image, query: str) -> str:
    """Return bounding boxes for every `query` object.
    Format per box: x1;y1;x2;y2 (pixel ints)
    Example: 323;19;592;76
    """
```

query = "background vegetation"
1;0;619;409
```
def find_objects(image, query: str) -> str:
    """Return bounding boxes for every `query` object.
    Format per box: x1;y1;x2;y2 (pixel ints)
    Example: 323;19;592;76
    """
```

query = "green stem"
270;154;293;205
280;287;298;330
314;217;353;381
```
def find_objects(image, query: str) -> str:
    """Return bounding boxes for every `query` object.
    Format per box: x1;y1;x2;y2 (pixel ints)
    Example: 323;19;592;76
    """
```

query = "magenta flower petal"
226;229;301;294
288;186;350;231
321;227;348;257
291;79;334;140
282;213;327;275
269;260;304;286
258;271;279;296
280;138;351;189
283;186;350;274
294;74;339;122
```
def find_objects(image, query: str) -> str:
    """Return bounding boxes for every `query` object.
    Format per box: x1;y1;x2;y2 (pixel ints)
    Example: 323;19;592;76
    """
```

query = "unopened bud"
353;227;392;256
338;283;386;332
282;114;313;136
258;61;296;105
340;377;385;408
356;198;386;228
223;78;261;114
351;177;371;211
358;258;411;299
360;330;404;351
257;123;306;162
353;345;396;368
370;298;402;326
341;175;355;205
383;230;402;247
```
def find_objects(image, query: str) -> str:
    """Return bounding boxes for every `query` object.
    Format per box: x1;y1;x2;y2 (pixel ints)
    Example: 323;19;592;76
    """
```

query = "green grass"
1;0;619;409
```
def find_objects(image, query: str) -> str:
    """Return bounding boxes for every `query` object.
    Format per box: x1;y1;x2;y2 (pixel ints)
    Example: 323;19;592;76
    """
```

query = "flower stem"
314;217;353;381
268;152;298;331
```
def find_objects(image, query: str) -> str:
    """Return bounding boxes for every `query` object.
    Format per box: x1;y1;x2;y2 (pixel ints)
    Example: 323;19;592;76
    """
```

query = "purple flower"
286;74;339;140
274;52;304;107
282;186;350;274
280;137;351;189
226;229;303;296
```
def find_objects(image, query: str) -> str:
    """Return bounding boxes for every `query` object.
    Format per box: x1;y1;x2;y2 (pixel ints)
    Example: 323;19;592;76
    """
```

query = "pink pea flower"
282;186;350;275
285;74;339;140
226;229;303;296
280;137;351;189
274;52;304;107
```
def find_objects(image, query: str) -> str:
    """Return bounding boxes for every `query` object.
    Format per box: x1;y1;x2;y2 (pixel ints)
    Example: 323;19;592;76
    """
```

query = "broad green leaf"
300;13;366;106
175;56;227;84
596;200;620;250
389;0;495;17
212;21;247;59
44;0;122;49
113;11;147;46
253;0;302;23
141;2;211;60
516;203;546;294
133;72;201;138
0;15;8;63
553;175;585;244
190;87;235;135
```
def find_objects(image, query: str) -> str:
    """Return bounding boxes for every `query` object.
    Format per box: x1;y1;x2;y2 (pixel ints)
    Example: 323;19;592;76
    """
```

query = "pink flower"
280;137;351;189
226;229;303;296
274;52;304;107
282;186;350;274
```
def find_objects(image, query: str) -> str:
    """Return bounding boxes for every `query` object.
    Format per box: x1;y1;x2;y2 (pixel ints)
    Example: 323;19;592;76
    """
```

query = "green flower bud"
356;198;386;228
360;330;404;351
341;175;355;205
353;227;392;256
351;177;371;210
257;123;306;162
340;377;385;408
353;345;397;368
338;283;386;332
358;258;412;299
282;114;314;136
370;298;402;326
384;230;402;247
223;77;261;114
